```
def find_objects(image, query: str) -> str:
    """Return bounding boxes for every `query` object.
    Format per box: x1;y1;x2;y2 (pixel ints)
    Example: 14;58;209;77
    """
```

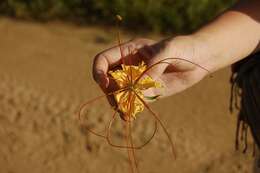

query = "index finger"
92;38;155;88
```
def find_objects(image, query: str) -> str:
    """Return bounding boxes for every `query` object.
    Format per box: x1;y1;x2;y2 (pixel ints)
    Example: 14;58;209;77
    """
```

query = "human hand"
93;36;211;104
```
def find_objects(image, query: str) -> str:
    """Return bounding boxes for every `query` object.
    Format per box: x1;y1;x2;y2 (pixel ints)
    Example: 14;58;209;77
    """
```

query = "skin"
91;1;260;172
93;0;260;101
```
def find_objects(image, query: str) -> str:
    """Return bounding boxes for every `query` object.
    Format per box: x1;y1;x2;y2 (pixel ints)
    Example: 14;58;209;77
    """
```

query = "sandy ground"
0;17;255;173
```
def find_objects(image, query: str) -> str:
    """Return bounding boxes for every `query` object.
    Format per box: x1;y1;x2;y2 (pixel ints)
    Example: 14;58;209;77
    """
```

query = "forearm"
192;0;260;72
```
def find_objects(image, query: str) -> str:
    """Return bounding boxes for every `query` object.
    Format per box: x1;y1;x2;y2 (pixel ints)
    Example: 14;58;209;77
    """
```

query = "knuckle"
94;52;103;62
132;38;148;44
93;52;108;68
162;39;173;49
130;38;141;43
130;38;155;50
92;54;104;82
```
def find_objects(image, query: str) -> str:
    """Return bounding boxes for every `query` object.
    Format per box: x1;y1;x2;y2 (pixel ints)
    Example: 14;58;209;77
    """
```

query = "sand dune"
0;17;254;173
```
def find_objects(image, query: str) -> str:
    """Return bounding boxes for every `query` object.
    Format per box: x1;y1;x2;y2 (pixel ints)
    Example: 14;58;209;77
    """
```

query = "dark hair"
230;52;260;154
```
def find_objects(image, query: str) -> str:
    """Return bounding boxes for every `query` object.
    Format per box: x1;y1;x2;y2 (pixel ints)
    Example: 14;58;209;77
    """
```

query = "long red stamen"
133;91;177;159
134;57;210;85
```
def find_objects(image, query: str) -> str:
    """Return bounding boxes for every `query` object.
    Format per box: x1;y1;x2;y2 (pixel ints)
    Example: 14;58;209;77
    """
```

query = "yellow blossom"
109;62;161;120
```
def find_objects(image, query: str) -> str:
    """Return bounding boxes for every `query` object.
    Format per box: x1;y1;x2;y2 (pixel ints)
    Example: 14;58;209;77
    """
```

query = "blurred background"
0;0;237;33
0;0;255;173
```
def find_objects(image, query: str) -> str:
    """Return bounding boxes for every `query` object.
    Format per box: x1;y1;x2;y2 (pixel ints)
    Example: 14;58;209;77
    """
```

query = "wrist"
189;33;221;73
169;34;218;74
192;10;260;73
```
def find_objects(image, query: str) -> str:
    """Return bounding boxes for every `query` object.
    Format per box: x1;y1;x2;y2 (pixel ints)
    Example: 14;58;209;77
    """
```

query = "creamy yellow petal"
114;90;144;118
131;90;144;117
121;62;146;81
137;77;162;90
108;61;162;119
109;69;128;88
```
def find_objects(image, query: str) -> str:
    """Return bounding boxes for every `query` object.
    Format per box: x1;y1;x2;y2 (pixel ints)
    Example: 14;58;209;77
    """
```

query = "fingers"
93;38;155;88
92;42;130;88
141;73;188;101
138;43;169;80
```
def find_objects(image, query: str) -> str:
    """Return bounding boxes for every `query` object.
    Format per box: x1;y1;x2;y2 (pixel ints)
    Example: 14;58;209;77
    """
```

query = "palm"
93;36;209;104
132;38;209;99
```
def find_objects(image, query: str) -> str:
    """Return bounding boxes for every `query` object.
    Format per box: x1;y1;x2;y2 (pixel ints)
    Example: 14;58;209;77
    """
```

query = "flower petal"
137;77;162;90
109;69;128;88
114;90;144;119
109;61;162;119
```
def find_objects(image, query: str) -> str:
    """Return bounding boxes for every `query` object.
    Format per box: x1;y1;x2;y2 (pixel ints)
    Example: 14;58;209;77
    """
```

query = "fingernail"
100;76;109;89
103;76;109;88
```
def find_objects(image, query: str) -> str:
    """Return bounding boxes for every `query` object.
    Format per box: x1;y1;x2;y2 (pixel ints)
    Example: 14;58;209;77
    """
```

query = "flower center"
129;83;137;92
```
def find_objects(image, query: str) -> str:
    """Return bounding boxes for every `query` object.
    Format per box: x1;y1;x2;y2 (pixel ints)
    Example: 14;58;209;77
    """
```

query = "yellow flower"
109;62;161;120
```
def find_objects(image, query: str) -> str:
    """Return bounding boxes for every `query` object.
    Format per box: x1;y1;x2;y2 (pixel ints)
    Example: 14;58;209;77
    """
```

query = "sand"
0;17;255;173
